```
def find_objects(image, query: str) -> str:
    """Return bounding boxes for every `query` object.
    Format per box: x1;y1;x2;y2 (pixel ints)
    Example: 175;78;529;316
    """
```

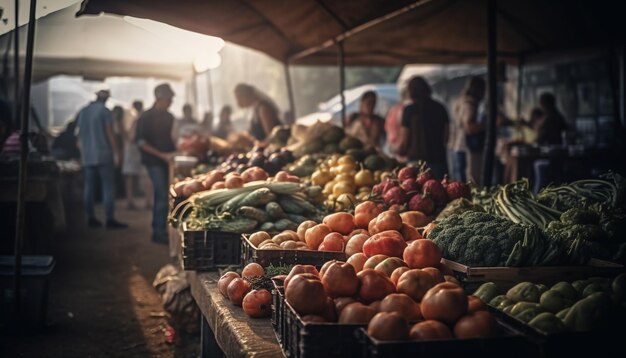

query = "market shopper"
345;91;385;147
174;103;200;140
200;111;214;137
456;76;487;184
51;120;80;161
75;89;128;229
136;83;177;244
398;76;449;179
123;100;151;210
533;92;569;192
385;86;409;160
234;83;281;142
214;105;233;140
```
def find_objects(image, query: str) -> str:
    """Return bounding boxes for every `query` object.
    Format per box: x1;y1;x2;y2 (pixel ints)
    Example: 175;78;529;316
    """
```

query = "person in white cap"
136;83;177;244
75;89;128;229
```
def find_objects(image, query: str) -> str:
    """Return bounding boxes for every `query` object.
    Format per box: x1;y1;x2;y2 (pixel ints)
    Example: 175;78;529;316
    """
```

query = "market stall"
66;1;626;357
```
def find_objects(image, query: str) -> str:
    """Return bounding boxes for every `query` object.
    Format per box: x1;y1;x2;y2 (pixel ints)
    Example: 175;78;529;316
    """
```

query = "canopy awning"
78;0;626;65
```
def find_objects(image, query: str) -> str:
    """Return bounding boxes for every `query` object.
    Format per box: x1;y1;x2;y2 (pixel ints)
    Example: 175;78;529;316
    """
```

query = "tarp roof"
1;3;223;81
78;0;626;66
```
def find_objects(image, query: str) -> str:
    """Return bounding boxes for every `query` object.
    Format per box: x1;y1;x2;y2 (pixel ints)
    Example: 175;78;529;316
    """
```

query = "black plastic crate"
358;319;531;358
271;279;286;345
280;295;365;358
181;224;241;271
0;255;55;330
241;234;346;267
489;306;626;357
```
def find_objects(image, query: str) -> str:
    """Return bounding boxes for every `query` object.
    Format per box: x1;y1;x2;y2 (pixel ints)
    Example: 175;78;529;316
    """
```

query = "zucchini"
210;218;258;233
220;191;250;213
278;195;316;214
286;214;308;225
275;218;298;231
259;222;276;232
265;202;287;220
238;206;268;222
239;188;277;207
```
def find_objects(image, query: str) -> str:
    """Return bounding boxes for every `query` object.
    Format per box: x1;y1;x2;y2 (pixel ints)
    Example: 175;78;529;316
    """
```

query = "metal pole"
482;0;498;187
338;41;346;127
284;63;296;123
13;0;19;128
14;0;37;320
206;70;214;114
516;56;524;120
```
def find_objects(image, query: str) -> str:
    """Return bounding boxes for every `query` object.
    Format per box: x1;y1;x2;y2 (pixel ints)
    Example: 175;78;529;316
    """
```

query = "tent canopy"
2;3;224;81
78;0;626;65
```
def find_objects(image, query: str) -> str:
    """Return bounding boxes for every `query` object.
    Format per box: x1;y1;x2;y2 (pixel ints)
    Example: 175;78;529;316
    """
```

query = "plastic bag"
153;264;199;334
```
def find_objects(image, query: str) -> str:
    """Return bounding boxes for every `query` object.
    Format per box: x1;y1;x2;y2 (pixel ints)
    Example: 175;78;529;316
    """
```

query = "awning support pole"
284;63;295;123
338;41;346;127
516;55;524;120
206;69;214;115
482;0;498;187
14;0;37;322
13;0;19;128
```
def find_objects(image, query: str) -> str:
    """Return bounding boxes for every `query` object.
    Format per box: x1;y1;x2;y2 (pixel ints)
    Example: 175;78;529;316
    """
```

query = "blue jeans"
453;151;467;182
146;165;169;239
84;162;115;220
533;159;551;194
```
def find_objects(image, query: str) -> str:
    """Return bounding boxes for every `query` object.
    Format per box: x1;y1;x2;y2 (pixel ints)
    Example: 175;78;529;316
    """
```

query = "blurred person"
51;120;80;160
385;86;409;160
535;93;568;145
283;110;295;126
173;103;200;139
398;76;449;179
136;83;177;244
214;105;233;140
75;89;127;229
234;83;281;142
122;100;150;210
533;92;569;193
112;106;126;198
200;111;214;137
345;91;385;147
456;76;486;184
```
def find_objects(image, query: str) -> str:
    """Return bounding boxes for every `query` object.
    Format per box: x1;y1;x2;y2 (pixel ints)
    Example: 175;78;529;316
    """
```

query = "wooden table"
188;271;284;358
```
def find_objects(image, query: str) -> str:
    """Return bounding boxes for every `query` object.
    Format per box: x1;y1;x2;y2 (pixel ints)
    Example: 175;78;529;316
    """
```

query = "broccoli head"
560;208;600;225
460;235;501;267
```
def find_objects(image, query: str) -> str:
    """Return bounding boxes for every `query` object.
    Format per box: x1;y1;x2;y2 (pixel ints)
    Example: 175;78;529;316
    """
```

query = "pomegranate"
446;181;471;201
383;187;406;206
422;179;447;204
398;166;419;182
416;169;434;187
408;194;435;215
400;178;420;193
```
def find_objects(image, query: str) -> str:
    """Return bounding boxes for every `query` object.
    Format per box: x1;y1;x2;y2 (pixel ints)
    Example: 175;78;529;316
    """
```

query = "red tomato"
403;239;442;269
357;269;396;304
421;282;468;325
454;311;498;339
242;289;272;318
396;269;435;302
409;320;453;340
367;312;410;341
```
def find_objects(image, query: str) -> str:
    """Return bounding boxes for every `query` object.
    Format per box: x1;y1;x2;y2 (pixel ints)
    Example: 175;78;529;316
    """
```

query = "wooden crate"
241;234;346;267
442;258;625;291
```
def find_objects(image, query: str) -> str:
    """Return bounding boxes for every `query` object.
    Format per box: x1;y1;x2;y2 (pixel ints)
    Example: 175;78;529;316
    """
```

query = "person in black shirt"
398;76;449;179
234;83;281;142
51;120;80;160
136;83;176;244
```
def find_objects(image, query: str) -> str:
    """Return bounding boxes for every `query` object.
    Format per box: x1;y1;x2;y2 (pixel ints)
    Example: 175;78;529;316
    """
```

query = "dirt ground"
1;200;200;358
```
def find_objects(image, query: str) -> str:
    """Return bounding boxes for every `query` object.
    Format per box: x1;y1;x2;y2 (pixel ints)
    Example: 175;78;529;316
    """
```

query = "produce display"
372;164;470;216
173;176;326;233
171;119;626;357
218;263;292;318
281;260;499;342
473;273;626;334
